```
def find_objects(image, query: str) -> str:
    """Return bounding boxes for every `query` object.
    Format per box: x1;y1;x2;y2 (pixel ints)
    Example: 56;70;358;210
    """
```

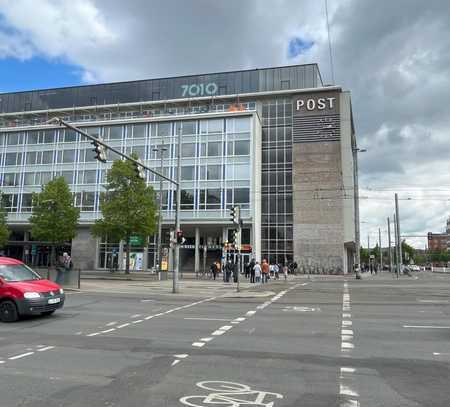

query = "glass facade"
0;116;252;220
261;98;294;264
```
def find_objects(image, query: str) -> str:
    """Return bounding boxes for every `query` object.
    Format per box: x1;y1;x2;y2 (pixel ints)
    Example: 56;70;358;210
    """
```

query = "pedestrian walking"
274;263;279;280
210;262;218;280
254;262;262;283
250;258;256;283
261;259;269;284
244;261;251;279
225;260;233;283
283;264;288;280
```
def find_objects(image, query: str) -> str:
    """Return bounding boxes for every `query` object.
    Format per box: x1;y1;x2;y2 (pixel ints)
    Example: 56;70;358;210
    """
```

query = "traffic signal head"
134;159;146;180
176;230;186;245
230;206;240;225
92;139;107;163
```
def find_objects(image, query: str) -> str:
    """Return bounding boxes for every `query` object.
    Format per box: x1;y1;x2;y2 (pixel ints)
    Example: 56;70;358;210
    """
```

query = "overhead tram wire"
325;0;336;85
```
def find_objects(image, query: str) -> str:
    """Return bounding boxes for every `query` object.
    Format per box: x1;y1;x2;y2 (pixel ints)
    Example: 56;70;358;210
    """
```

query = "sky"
0;0;449;249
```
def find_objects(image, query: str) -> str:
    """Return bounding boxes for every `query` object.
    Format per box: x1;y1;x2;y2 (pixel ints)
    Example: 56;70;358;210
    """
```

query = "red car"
0;257;65;322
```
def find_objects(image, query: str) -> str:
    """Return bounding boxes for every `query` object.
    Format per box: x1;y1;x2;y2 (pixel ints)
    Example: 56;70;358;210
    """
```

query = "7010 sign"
181;82;218;97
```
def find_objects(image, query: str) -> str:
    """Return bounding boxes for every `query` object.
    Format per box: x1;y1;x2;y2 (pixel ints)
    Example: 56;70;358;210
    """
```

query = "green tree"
29;177;80;265
0;194;10;248
92;157;158;273
401;240;416;263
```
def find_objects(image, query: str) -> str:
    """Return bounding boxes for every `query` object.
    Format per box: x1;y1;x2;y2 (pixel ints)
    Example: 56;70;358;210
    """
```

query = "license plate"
48;298;61;304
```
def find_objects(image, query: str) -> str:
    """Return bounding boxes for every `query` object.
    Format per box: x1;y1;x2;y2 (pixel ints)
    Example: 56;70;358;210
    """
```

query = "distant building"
427;233;448;251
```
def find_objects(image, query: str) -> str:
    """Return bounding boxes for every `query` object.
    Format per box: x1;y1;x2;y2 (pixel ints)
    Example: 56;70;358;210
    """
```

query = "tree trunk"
51;245;56;267
125;237;130;274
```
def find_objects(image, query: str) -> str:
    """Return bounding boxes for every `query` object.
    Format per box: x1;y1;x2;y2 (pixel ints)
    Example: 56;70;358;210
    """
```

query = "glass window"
3;173;16;186
41;172;52;184
132;146;146;159
21;194;33;212
42;131;55;144
42;151;53;164
85;127;101;139
181;190;194;210
234;164;250;180
177;120;196;135
155;145;170;159
208;119;223;134
198;142;206;157
82;170;96;184
207;165;221;180
181;143;195;157
234;188;250;204
23;173;35;185
181;166;195;180
64;130;77;143
5;153;20;166
61;171;74;184
206;189;221;209
26;151;37;165
157;122;171;137
207;142;222;157
227;141;233;155
27;131;39;144
108;126;122;140
62;149;76;163
234;140;250;155
132;124;146;138
7;133;21;145
81;192;95;211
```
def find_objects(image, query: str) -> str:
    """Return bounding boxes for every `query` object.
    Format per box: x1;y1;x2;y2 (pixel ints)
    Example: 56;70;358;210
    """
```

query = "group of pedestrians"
208;258;297;284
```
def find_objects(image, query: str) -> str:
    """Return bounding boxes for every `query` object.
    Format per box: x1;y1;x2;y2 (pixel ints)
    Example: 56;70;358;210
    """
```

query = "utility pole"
173;129;182;293
368;234;370;271
153;144;167;279
395;193;402;277
393;213;399;279
387;217;393;273
378;228;383;271
352;147;365;279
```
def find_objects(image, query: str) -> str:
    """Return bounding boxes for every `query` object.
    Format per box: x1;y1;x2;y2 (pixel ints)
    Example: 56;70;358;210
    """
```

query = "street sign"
129;235;144;246
370;255;375;259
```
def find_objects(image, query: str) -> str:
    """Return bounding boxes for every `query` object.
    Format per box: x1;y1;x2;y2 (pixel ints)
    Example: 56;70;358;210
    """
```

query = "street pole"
173;129;182;293
387;217;393;273
352;147;362;279
237;222;241;293
395;193;403;277
393;213;399;279
368;234;370;271
378;227;383;271
154;145;167;279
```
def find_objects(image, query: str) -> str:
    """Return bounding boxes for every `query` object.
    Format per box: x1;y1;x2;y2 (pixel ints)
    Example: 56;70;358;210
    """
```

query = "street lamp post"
352;147;366;279
153;145;167;279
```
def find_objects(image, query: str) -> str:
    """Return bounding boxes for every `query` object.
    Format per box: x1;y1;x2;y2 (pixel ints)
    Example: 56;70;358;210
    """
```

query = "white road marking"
184;317;230;321
132;319;143;324
342;329;354;335
342;335;353;341
212;330;226;336
106;321;117;326
342;320;352;326
117;323;130;328
192;342;205;347
433;352;450;356
341;367;356;374
234;317;246;322
200;337;213;342
403;325;450;329
9;352;34;360
340;384;359;397
0;361;4;364
246;311;256;316
174;354;189;359
140;299;155;302
100;328;116;334
171;359;180;366
87;332;101;337
37;346;55;352
219;325;233;331
144;316;154;320
130;314;142;318
342;342;354;349
343;313;351;318
418;299;449;303
340;400;360;407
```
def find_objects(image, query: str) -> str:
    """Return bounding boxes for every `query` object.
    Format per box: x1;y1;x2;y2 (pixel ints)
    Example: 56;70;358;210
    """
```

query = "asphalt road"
0;272;449;407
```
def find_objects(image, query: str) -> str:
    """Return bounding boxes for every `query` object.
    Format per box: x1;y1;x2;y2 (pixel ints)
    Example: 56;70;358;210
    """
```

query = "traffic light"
230;206;240;225
231;229;238;244
92;139;107;163
176;230;186;245
134;159;146;180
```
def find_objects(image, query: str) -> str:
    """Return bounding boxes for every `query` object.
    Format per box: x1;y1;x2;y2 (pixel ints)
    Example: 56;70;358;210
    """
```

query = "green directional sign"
129;235;144;246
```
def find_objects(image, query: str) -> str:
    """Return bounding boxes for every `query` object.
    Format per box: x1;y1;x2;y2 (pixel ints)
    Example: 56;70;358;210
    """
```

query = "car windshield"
0;264;42;282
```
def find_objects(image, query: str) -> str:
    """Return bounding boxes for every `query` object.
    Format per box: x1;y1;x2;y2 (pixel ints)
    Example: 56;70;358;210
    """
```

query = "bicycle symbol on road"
179;381;284;407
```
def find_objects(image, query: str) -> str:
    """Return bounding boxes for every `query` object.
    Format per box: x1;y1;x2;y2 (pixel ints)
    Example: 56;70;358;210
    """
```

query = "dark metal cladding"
0;65;322;113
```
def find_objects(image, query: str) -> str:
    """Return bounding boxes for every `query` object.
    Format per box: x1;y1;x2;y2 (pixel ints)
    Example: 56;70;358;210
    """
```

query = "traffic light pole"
173;129;182;294
47;118;181;292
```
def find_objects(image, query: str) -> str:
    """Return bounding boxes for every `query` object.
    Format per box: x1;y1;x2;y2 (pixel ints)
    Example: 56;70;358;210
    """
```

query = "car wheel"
41;311;55;316
0;300;19;322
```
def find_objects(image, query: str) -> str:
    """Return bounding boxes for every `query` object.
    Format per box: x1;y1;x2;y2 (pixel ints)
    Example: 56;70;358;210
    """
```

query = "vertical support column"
119;240;124;271
194;227;200;278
